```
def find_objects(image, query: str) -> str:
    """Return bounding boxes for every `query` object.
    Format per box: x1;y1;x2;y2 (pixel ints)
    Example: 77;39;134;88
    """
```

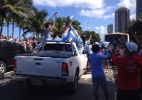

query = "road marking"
81;74;92;80
4;71;14;75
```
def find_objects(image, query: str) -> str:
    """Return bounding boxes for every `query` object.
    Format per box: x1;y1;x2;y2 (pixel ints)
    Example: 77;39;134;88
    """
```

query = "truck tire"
0;61;7;73
66;72;79;94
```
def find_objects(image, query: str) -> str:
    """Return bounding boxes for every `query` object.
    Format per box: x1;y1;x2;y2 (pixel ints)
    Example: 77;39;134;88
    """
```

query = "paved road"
0;70;117;100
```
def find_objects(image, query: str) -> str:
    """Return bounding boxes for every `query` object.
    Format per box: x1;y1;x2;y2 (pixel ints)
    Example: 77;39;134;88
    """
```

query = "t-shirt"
85;45;92;54
44;29;52;40
89;49;110;77
111;54;142;90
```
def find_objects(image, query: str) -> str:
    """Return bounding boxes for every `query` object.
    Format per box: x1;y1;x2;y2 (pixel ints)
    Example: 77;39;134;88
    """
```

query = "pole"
87;22;88;31
72;4;75;16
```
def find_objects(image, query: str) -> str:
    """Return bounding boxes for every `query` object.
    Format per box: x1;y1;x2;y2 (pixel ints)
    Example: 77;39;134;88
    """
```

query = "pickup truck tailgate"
16;56;62;77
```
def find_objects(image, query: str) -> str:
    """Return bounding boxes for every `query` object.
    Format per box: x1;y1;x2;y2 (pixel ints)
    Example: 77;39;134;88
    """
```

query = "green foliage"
53;17;83;36
0;0;83;39
128;14;142;40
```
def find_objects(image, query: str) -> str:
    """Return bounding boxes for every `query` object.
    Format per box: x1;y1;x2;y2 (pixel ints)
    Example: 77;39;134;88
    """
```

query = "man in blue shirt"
89;44;110;100
44;22;55;41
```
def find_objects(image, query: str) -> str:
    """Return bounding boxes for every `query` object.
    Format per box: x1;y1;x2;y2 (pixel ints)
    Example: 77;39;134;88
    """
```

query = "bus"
104;32;129;42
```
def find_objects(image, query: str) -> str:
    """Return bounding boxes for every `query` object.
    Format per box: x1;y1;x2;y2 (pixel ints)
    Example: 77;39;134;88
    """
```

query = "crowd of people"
0;35;40;51
43;16;142;100
88;39;142;100
1;15;142;100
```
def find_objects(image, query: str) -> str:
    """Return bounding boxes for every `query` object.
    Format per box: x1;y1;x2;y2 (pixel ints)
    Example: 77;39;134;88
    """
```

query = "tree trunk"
19;27;21;42
12;20;15;38
23;29;26;40
7;22;9;38
0;15;4;37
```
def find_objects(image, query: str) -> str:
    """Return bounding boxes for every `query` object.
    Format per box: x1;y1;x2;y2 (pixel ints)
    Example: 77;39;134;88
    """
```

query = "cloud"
103;13;115;20
33;0;115;20
95;26;107;40
79;6;115;19
130;14;136;20
33;0;105;9
117;0;136;12
79;9;106;18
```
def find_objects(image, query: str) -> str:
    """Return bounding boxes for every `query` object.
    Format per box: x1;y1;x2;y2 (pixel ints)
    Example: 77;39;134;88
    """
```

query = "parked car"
0;39;31;73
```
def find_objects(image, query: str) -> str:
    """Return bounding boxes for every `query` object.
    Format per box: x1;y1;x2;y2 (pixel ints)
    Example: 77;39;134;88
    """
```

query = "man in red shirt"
111;42;142;100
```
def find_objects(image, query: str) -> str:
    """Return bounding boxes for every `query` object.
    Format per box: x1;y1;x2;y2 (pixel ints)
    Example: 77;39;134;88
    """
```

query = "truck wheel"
0;61;7;73
66;72;79;94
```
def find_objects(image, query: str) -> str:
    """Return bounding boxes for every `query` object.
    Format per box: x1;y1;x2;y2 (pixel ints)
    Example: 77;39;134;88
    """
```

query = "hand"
51;22;55;26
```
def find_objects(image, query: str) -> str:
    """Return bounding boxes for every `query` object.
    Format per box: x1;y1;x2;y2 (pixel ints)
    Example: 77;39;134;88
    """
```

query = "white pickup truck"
14;40;88;93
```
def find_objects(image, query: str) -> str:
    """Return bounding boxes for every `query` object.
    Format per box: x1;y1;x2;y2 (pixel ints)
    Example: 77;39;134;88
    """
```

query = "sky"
3;0;136;40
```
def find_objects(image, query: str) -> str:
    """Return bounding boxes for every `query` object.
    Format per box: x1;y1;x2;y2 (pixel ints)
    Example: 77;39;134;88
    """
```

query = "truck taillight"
13;59;17;72
62;62;68;76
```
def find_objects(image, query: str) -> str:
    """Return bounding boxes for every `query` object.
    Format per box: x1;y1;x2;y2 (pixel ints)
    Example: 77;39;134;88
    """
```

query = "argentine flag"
62;25;77;43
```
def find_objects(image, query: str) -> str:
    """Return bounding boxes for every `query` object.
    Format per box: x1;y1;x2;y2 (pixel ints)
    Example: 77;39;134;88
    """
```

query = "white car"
14;40;88;93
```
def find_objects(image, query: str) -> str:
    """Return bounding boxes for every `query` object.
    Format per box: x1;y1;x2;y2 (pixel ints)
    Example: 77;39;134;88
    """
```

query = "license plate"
31;79;42;85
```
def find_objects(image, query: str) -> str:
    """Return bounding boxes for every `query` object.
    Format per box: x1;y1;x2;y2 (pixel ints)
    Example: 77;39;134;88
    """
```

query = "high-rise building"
107;24;113;33
115;7;130;32
136;0;142;18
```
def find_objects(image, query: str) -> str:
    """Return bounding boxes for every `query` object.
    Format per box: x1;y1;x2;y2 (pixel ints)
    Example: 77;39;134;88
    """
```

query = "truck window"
43;43;72;52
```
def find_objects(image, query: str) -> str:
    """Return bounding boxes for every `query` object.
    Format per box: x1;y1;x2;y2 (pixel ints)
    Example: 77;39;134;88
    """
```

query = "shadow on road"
0;72;116;100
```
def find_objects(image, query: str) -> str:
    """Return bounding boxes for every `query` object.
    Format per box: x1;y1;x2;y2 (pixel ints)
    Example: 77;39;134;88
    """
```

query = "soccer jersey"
111;54;142;90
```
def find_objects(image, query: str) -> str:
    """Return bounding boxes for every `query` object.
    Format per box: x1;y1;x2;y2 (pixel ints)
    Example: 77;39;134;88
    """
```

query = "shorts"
92;76;108;90
117;89;141;100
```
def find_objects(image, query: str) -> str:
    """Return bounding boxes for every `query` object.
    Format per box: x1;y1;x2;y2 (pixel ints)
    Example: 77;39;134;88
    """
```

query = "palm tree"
0;0;34;37
0;0;7;36
72;20;82;35
128;14;142;40
54;17;67;34
5;13;12;38
22;8;48;39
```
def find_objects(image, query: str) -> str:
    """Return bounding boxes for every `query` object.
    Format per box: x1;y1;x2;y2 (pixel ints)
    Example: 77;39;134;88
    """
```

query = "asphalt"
0;69;117;100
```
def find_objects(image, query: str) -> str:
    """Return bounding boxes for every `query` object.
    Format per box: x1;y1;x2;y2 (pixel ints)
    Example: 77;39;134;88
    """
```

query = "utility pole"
87;22;89;31
72;4;75;16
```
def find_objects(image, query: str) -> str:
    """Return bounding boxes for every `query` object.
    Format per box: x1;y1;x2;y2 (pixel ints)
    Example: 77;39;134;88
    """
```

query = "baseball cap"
125;42;138;53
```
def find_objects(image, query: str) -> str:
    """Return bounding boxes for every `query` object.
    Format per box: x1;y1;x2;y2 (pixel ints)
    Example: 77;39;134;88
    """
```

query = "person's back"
111;42;142;100
112;54;141;90
90;53;107;76
89;44;109;100
44;22;55;40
